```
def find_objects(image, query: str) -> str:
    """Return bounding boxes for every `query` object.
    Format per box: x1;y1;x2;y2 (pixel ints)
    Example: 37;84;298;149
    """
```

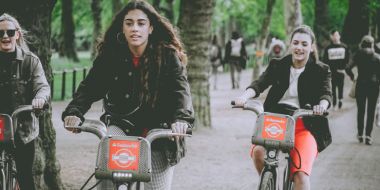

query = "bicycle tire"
258;171;275;190
282;161;293;190
5;158;19;190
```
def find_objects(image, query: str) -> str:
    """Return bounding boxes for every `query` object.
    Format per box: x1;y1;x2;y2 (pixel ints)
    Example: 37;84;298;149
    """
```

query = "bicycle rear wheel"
258;171;275;190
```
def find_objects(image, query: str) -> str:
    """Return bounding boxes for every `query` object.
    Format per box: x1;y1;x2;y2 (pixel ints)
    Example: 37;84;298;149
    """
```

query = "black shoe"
338;100;342;109
365;136;373;145
357;135;363;143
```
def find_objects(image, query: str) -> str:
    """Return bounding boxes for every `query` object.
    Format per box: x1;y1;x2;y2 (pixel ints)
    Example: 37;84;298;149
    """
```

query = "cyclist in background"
234;25;332;190
0;13;50;190
62;1;194;189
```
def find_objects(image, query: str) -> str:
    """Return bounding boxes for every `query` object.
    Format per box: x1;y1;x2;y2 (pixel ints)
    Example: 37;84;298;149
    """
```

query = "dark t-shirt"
0;51;16;114
323;43;350;71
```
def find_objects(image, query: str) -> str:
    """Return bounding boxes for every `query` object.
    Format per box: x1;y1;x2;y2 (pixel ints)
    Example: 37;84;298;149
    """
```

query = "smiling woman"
61;1;194;190
233;25;332;190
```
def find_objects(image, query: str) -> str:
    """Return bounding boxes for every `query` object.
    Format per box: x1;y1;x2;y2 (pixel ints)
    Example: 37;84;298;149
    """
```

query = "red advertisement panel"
108;139;140;171
0;117;4;141
262;115;288;141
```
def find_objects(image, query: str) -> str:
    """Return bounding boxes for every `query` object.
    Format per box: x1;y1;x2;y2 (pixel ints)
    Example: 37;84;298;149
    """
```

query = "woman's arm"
62;55;111;121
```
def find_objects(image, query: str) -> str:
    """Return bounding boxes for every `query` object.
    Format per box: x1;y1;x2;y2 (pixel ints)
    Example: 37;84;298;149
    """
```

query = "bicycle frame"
69;119;191;190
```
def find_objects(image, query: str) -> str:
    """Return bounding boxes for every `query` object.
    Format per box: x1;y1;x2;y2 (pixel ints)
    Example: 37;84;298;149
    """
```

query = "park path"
53;68;380;190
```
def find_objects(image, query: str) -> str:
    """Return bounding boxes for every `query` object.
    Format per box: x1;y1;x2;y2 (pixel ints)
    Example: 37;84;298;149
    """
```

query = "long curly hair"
97;0;187;64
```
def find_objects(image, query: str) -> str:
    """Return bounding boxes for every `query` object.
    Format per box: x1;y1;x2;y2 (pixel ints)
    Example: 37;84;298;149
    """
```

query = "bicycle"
0;105;46;190
232;100;322;190
65;118;191;190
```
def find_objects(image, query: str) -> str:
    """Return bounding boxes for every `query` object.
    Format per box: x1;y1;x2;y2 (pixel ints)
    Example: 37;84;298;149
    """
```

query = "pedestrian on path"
323;30;350;109
0;13;50;190
224;31;247;89
346;35;380;145
208;34;223;90
61;1;194;189
234;25;332;190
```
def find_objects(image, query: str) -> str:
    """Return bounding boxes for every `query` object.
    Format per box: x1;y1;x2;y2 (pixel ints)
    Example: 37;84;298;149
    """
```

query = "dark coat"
62;45;194;165
0;47;50;144
247;55;333;152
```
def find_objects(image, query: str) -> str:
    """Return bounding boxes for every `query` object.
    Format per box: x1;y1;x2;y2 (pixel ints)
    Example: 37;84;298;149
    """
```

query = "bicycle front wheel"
258;171;275;190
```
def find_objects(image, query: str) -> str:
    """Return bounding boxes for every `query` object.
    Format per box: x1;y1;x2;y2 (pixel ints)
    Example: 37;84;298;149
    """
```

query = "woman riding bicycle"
0;13;50;190
234;25;332;190
62;1;194;189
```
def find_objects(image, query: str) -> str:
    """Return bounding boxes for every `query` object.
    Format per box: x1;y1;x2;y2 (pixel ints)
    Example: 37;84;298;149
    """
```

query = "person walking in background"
323;30;350;110
234;25;332;190
0;13;50;190
62;1;194;189
208;35;222;90
346;35;380;145
267;37;286;60
224;31;247;89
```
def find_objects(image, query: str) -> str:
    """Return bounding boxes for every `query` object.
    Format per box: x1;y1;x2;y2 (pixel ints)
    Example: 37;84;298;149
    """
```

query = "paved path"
53;68;380;190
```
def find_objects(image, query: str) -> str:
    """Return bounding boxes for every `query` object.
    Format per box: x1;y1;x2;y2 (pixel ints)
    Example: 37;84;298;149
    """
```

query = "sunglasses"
0;29;17;38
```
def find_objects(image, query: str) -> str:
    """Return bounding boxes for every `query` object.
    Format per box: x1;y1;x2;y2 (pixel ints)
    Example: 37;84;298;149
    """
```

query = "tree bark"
112;0;123;15
178;0;215;128
314;0;330;54
342;0;370;47
0;0;65;189
284;0;303;38
91;0;102;59
59;0;79;62
253;0;276;80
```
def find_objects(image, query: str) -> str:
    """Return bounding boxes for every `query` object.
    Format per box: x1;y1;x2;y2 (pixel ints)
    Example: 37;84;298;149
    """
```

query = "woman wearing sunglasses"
0;13;50;190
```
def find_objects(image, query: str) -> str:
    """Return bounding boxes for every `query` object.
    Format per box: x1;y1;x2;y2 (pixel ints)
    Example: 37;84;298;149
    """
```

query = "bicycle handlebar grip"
186;127;192;135
231;101;236;105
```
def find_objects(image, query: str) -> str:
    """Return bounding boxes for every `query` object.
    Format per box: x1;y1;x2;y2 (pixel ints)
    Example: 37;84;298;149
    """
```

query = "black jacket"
346;48;380;85
247;55;333;152
62;45;194;165
248;55;332;111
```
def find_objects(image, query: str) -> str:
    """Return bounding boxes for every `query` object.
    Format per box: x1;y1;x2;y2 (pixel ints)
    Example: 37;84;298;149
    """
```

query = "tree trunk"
164;0;175;23
0;0;65;189
178;0;215;128
91;0;102;59
112;0;123;15
342;0;370;47
253;0;276;80
59;0;79;62
284;0;303;38
153;0;161;11
314;0;330;54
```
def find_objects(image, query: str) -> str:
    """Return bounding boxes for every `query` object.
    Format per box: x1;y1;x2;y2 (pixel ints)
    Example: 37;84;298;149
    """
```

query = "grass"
51;51;92;101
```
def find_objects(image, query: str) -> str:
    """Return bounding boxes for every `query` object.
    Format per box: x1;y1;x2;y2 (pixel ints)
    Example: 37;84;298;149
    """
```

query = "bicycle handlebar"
231;100;328;119
11;104;49;131
69;119;192;142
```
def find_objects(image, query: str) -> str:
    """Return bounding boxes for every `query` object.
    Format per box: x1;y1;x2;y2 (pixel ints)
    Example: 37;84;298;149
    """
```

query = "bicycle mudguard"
252;112;295;152
95;136;151;183
0;114;14;146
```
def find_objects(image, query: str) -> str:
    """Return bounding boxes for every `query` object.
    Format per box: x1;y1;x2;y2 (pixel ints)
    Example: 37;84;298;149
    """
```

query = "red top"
132;56;140;68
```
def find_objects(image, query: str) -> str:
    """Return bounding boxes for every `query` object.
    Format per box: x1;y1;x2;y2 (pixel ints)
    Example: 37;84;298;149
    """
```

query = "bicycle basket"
0;114;14;145
251;112;295;152
95;136;151;183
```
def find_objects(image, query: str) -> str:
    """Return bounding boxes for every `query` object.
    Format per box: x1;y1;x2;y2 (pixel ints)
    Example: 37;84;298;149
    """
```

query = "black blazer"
248;55;333;152
248;55;332;111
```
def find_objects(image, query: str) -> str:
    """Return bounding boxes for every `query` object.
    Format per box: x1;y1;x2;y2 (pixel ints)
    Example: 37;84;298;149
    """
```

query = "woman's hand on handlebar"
171;121;188;141
64;116;82;133
233;88;256;107
313;99;329;116
32;98;46;109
